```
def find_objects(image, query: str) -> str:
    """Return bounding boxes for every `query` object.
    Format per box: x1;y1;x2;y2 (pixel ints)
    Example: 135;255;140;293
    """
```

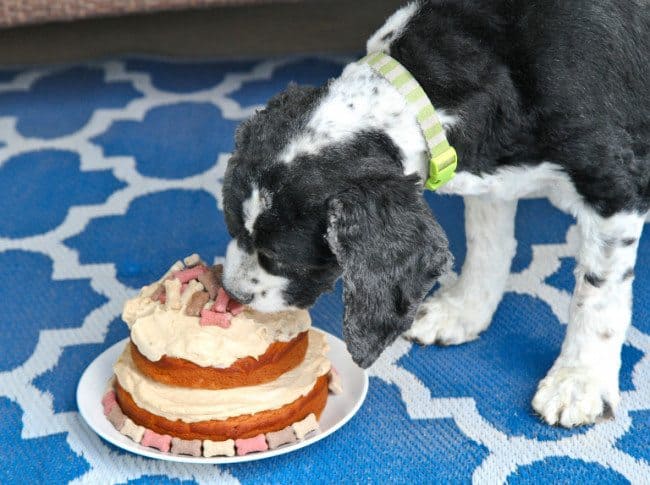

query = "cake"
102;255;342;457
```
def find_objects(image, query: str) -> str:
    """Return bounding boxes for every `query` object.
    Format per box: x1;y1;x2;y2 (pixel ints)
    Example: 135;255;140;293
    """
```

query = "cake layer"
130;331;308;389
115;375;328;441
123;295;311;368
113;329;330;422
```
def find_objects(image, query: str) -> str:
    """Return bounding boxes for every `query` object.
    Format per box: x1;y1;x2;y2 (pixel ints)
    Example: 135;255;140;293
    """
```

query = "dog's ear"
326;174;451;368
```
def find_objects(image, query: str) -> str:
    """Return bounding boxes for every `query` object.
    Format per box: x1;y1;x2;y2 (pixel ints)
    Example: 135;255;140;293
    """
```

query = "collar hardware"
426;146;457;190
359;51;457;191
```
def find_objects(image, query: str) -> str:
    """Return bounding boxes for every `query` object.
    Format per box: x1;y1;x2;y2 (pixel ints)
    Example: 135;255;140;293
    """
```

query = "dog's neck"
279;62;456;183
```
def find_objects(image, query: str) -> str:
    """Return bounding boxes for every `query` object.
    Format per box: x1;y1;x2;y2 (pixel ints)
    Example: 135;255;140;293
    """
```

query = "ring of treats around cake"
106;254;343;457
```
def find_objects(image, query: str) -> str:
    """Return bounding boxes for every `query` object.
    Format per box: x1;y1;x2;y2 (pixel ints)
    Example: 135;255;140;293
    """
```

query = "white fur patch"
439;162;590;217
280;62;458;180
222;240;293;312
532;210;645;426
242;185;269;234
406;196;518;344
366;2;419;53
424;159;646;427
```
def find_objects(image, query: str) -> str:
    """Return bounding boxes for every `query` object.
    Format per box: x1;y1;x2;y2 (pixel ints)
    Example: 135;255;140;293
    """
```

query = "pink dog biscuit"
265;426;297;450
213;287;230;313
101;390;117;415
171;437;202;457
141;429;172;452
228;300;245;315
107;405;126;430
235;434;268;456
160;260;185;281
120;418;145;443
200;309;231;328
292;413;319;440
173;265;207;284
197;265;223;299
203;439;235;457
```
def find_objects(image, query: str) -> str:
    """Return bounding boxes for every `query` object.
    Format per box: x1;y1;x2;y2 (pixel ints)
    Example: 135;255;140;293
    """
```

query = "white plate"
77;328;368;464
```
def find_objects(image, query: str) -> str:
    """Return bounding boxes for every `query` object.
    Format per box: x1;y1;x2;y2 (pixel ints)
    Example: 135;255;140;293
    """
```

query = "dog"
221;0;650;427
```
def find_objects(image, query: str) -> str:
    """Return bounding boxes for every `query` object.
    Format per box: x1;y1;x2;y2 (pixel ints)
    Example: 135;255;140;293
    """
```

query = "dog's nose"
223;282;253;304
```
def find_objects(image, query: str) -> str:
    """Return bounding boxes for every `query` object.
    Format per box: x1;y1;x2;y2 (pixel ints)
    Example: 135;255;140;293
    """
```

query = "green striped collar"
359;51;457;191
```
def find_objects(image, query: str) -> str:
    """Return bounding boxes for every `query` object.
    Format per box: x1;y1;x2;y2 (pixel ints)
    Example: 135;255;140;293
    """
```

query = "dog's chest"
439;162;584;215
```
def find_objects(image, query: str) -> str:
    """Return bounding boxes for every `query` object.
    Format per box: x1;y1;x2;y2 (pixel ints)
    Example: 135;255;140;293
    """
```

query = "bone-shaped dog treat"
228;300;245;316
140;281;160;299
120;418;145;443
107;405;126;430
203;439;235;457
265;426;297;449
328;367;343;395
213;287;230;313
200;309;231;328
160;260;184;281
180;280;203;306
292;413;319;440
185;290;210;316
183;253;201;267
173;265;207;284
171;437;202;456
235;434;268;456
141;429;172;452
150;284;165;302
164;278;182;310
101;390;117;415
197;265;223;299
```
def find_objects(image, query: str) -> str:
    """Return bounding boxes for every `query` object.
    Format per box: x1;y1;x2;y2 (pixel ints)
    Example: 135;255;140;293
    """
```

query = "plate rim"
76;328;368;464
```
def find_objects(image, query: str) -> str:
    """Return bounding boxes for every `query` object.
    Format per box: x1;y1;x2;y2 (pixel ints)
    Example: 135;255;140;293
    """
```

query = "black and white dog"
221;0;649;427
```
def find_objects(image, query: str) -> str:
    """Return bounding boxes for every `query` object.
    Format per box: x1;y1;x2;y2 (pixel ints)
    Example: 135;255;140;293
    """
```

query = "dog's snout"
223;282;254;304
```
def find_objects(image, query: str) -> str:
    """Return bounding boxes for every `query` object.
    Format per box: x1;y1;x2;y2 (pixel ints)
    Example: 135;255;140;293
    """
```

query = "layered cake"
102;255;341;457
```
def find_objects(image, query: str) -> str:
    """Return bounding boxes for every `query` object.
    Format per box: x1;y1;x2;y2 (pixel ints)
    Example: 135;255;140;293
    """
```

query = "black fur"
327;173;450;367
392;0;650;216
584;273;605;288
223;0;649;368
622;268;635;281
224;91;451;365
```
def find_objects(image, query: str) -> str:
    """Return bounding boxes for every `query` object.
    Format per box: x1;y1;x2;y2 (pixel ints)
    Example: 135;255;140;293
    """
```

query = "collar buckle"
425;146;457;191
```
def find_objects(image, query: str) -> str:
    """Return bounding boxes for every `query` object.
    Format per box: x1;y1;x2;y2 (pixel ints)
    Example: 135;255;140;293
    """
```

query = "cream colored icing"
124;296;311;368
113;329;331;422
121;274;312;368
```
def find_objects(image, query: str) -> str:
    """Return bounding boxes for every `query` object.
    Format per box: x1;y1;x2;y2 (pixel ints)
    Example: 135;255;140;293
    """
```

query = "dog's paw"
532;366;619;427
404;294;490;346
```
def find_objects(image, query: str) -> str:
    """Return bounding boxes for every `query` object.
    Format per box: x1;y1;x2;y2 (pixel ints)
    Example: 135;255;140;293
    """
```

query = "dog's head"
222;85;451;368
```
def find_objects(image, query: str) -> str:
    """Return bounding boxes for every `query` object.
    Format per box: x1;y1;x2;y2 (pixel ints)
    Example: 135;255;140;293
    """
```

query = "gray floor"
0;0;405;66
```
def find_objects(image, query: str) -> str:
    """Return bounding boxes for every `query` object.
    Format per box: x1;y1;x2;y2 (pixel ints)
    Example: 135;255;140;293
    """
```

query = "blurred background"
0;0;405;65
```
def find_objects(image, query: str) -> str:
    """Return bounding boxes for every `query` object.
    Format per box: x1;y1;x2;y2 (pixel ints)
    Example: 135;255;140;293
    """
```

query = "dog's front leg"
533;210;645;427
405;195;517;345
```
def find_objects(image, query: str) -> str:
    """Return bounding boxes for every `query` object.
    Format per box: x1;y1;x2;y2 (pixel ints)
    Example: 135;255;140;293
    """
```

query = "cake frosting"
113;329;331;422
106;257;337;454
122;289;311;368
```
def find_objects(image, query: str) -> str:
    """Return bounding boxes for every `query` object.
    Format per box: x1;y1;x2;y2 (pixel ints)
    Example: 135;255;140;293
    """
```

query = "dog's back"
394;0;650;212
506;0;649;139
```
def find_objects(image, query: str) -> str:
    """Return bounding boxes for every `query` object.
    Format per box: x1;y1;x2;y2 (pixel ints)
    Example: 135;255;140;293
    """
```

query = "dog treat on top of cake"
107;255;339;457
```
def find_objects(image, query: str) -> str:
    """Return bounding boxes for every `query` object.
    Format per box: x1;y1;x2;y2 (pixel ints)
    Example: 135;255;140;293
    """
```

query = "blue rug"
0;56;648;484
